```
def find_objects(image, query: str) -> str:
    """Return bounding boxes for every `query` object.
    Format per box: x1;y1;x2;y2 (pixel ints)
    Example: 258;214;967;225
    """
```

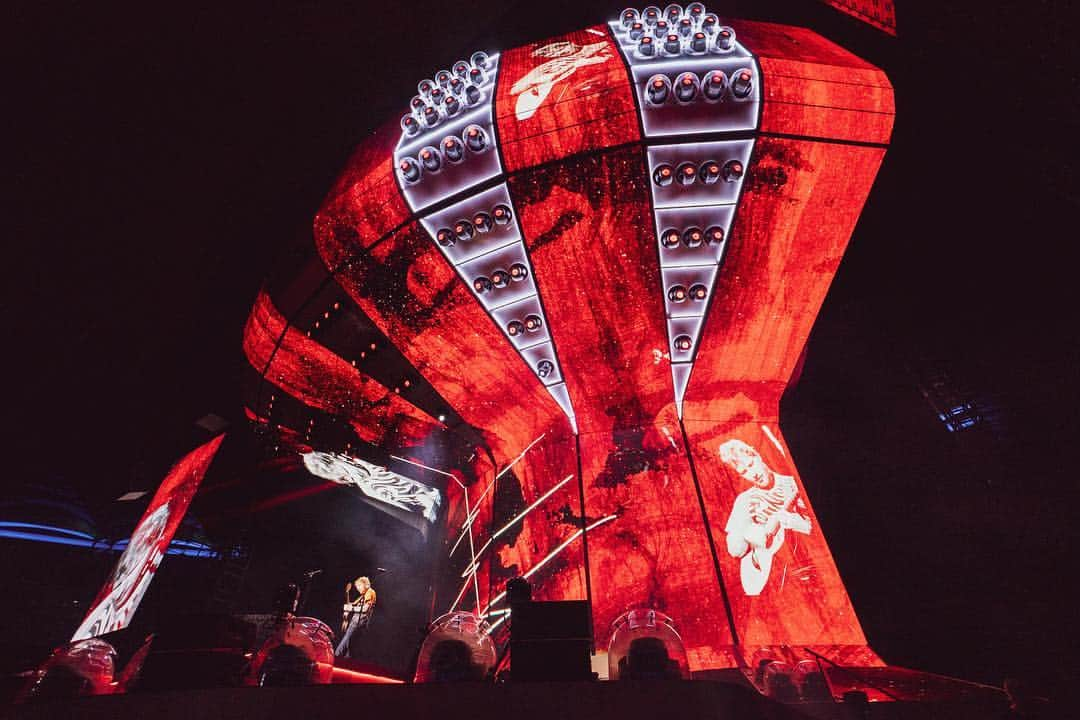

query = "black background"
4;0;1079;691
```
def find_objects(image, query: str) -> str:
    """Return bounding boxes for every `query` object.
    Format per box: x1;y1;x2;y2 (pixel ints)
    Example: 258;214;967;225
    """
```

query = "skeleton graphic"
510;40;612;120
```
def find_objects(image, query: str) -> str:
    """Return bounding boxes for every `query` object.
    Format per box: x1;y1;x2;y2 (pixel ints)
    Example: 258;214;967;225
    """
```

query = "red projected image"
72;435;224;641
718;438;812;597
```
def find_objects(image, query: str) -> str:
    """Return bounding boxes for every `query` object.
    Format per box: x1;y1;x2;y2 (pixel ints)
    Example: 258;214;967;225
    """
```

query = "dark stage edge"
3;679;1012;720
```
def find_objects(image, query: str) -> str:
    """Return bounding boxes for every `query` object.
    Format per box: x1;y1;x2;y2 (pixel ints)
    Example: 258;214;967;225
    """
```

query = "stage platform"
3;677;1015;720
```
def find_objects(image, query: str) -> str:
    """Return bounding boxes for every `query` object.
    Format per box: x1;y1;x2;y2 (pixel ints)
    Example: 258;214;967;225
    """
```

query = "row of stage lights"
472;263;529;293
399;126;490;184
619;4;739;58
435;204;513;246
653;158;743;186
401;51;492;136
645;68;753;105
668;283;709;302
661;225;724;249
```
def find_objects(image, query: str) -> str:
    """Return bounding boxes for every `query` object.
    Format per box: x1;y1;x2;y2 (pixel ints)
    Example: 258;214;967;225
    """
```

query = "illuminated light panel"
644;140;754;415
418;184;577;432
395;53;503;211
608;7;760;137
72;435;225;641
302;451;442;523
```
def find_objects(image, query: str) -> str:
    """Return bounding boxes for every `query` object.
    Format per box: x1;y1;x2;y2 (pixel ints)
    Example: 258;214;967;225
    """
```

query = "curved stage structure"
241;4;894;673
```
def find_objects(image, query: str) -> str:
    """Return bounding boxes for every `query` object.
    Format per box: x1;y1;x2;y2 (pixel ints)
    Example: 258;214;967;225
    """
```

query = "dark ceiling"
6;0;1079;689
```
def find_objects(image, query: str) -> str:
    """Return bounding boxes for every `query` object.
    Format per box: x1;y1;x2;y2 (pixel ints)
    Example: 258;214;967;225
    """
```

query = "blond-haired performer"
334;576;377;658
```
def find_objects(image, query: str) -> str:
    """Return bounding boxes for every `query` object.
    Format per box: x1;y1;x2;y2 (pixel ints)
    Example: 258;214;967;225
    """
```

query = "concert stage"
4;677;1010;720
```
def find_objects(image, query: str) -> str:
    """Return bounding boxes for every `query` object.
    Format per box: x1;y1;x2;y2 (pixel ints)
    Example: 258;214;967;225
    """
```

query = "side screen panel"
72;435;225;640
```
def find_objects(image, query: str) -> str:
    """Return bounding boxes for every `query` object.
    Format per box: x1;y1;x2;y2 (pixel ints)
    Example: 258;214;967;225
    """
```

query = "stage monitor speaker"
509;601;592;681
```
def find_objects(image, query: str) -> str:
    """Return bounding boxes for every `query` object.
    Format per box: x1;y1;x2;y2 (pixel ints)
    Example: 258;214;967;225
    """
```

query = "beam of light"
762;424;785;457
449;433;546;558
464;488;481;614
319;663;404;684
481;514;617;616
460;474;574;577
390;455;464;489
485;614;508;635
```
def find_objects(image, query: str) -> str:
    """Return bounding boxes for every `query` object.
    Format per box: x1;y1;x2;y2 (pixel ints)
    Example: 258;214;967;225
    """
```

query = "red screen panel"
315;115;411;270
495;26;640;172
820;0;897;36
512;147;737;667
243;288;443;449
681;136;888;662
72;435;225;640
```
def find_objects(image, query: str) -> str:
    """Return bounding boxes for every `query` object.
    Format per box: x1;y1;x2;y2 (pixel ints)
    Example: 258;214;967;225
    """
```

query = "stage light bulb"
663;33;682;55
653;164;674;187
646;75;671;105
686;2;705;21
664;4;683;24
399;157;422;184
690;31;707;53
661;229;681;248
443;136;465;163
722;159;744;181
509;263;529;281
676;161;698;185
700;160;722;184
507;320;525;336
678;17;694;37
638;34;655;56
492;204;513;224
452;60;471;78
536;360;555;378
436;70;452;88
731;68;753;97
464;125;489;152
674;72;699;102
417;79;435;97
491;269;510;287
689;283;708;300
683;227;704;248
443;95;461;117
464;84;482;105
472;212;493;232
715;27;736;52
453;219;475;241
702;70;727;101
620;8;639;28
642;6;661;26
423;106;440;128
629;21;646;41
436;228;456;247
419;146;442;172
401;114;421;136
524;314;542;331
470;51;490;70
473;276;493;293
705;225;725;245
674;335;692;352
701;13;718;32
469;67;486;86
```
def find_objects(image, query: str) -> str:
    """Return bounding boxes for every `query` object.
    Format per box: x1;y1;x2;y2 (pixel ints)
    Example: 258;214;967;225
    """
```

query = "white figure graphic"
719;439;812;596
510;40;612;120
303;451;442;523
72;503;171;640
